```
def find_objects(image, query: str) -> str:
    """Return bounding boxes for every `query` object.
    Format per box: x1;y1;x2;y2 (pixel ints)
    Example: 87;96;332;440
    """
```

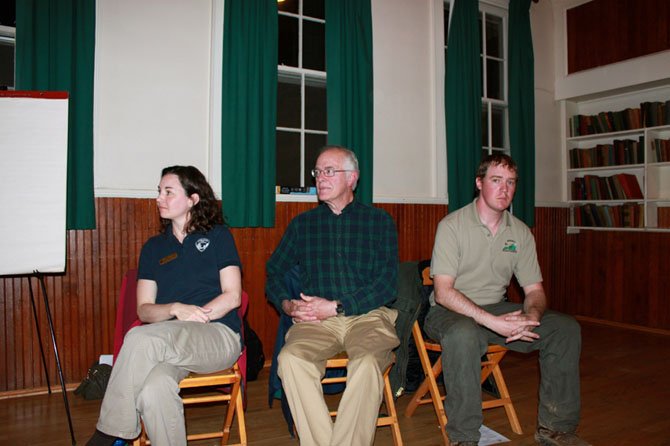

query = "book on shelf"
571;173;642;200
651;138;670;162
570;107;643;137
616;173;643;199
568;137;643;168
575;203;643;228
641;101;669;127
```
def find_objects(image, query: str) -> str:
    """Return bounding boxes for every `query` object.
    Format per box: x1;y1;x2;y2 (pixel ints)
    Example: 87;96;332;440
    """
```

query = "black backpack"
244;319;264;381
75;362;112;400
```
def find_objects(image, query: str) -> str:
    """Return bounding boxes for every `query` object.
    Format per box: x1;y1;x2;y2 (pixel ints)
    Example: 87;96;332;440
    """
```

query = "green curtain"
15;0;96;230
446;0;482;213
221;0;277;227
508;0;536;226
325;0;374;205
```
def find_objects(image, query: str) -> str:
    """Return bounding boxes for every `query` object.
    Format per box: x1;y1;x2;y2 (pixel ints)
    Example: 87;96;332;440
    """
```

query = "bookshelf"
562;83;670;232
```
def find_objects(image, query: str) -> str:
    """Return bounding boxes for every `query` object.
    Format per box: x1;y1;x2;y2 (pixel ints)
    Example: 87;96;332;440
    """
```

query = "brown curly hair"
159;165;225;234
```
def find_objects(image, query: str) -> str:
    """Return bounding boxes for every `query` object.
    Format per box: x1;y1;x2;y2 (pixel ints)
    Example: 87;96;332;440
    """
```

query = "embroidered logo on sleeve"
502;240;517;253
195;238;210;252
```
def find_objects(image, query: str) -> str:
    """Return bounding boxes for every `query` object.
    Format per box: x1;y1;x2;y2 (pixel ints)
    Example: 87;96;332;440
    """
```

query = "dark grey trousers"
424;302;582;443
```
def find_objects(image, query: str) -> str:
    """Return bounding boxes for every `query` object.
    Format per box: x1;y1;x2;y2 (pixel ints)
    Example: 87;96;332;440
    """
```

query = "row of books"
569;138;644;168
569;99;670;137
650;138;670;163
571;173;643;201
640;101;670;128
569;108;642;137
573;203;644;228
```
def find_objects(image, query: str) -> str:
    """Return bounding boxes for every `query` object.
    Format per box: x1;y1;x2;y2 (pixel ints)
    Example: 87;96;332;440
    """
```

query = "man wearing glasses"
266;145;400;446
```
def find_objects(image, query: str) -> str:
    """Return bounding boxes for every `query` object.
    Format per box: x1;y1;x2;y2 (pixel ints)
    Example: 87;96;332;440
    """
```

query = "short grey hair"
319;145;360;190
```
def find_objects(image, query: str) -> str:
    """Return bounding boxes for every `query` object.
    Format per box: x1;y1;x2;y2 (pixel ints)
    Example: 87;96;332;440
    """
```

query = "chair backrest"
113;269;141;361
113;268;249;388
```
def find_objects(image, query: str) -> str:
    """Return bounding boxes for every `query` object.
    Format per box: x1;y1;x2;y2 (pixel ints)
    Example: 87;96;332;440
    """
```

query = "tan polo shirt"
430;199;543;306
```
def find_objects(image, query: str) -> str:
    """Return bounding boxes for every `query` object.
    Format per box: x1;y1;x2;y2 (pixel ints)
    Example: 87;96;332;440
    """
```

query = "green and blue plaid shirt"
266;201;399;315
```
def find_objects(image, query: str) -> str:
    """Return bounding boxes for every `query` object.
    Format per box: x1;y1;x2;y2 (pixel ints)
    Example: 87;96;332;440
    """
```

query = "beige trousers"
278;306;399;446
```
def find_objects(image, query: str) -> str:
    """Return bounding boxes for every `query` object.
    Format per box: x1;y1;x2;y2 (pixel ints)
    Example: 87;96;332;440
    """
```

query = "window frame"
276;0;327;195
444;0;509;158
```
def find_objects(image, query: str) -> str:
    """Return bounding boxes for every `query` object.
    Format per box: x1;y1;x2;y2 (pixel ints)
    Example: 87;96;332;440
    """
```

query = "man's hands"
489;309;541;343
281;293;338;323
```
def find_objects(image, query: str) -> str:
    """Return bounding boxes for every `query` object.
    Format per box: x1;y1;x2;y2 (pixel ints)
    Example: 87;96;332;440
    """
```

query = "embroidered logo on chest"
195;238;210;252
502;240;517;253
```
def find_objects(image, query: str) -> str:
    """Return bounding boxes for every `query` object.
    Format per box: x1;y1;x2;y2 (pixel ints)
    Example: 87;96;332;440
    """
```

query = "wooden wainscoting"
2;200;669;394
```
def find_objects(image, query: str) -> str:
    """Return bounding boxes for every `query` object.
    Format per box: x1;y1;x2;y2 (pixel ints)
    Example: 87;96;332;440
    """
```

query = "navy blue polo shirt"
137;224;242;338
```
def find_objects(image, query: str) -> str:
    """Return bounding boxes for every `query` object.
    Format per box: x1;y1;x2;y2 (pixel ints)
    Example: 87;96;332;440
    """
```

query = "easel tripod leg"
34;271;77;445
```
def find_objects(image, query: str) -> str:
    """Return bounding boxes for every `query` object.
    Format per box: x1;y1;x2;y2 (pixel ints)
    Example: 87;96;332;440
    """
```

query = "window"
0;1;16;90
444;1;508;159
276;0;327;190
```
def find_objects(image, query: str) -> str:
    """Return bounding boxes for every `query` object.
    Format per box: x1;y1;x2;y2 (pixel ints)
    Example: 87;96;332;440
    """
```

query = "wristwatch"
335;301;345;316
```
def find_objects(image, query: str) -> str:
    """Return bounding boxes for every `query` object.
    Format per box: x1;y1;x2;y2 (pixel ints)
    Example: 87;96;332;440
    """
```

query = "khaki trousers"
278;306;399;446
96;320;241;446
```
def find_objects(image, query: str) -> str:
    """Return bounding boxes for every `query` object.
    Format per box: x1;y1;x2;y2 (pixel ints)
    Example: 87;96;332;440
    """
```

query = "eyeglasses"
310;168;353;178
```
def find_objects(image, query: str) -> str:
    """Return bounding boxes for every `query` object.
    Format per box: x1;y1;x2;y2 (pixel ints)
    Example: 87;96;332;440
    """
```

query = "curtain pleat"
445;0;482;213
509;0;536;226
325;0;374;205
15;0;96;230
221;0;278;227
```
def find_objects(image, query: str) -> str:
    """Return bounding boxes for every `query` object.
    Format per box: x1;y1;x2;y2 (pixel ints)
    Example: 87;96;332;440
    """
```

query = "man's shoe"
85;429;119;446
535;426;591;446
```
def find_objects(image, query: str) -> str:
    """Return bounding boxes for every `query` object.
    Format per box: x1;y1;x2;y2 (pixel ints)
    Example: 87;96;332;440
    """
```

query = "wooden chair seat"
133;362;247;445
404;321;522;445
297;352;404;445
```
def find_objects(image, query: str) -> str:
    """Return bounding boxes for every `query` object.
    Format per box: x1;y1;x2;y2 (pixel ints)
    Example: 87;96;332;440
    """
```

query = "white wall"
531;0;563;205
371;0;447;203
93;0;448;202
94;0;213;197
91;0;584;207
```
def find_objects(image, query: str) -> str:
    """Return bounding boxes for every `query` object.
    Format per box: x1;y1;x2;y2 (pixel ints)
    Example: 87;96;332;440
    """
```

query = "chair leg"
490;362;522;435
481;349;522;435
233;380;247;445
382;372;403;446
405;322;448;445
219;378;247;446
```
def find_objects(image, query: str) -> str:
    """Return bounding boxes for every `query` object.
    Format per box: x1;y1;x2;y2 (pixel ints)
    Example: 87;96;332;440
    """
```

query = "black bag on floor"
75;362;112;400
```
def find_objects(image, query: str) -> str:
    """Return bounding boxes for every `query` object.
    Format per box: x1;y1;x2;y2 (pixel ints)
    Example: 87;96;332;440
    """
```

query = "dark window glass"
486;58;503;100
303;20;325;71
279;15;299;67
305;80;326;131
481;107;489;146
491;105;505;148
278;0;299;14
303;0;324;19
486;15;503;58
304;133;327;184
0;42;14;88
276;131;302;187
277;78;301;128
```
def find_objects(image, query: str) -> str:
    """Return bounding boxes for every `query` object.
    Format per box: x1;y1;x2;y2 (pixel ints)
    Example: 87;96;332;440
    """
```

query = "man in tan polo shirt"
425;154;589;446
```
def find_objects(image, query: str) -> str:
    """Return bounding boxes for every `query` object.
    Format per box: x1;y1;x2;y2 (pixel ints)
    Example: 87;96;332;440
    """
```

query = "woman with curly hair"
87;166;242;446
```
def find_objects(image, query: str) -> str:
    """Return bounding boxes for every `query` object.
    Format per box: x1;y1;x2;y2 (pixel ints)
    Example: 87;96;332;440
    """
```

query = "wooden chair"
404;268;522;444
309;352;404;445
114;270;247;446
